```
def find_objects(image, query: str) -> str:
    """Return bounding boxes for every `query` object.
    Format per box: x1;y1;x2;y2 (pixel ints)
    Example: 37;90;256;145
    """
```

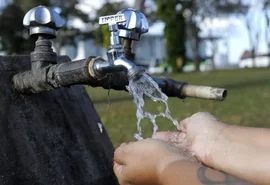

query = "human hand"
154;112;227;165
113;138;189;185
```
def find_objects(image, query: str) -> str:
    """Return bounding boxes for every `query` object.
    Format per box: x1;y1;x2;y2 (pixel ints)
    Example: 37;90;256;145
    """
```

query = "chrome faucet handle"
116;8;149;41
23;6;64;39
99;14;126;47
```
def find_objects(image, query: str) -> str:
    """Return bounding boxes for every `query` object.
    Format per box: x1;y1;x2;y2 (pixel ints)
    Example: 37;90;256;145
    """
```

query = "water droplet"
107;89;111;111
134;133;143;140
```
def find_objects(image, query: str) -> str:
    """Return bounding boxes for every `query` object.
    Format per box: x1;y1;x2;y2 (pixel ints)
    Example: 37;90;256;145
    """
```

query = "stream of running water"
126;72;180;140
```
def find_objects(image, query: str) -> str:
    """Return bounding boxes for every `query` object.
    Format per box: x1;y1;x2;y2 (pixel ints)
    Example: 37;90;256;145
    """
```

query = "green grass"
86;68;270;147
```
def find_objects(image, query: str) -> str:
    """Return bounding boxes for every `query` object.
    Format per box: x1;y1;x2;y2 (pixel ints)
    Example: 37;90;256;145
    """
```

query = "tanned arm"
204;124;270;185
159;160;253;185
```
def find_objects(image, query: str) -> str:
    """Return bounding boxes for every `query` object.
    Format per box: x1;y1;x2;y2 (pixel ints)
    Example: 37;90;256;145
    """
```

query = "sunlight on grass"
86;68;270;147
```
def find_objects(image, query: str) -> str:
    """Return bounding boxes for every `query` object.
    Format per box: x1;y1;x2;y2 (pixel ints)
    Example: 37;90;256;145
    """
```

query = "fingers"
191;112;218;122
154;112;217;141
114;142;133;165
113;162;123;178
153;132;189;149
179;112;219;134
113;162;126;185
153;131;180;141
153;132;186;142
179;117;189;132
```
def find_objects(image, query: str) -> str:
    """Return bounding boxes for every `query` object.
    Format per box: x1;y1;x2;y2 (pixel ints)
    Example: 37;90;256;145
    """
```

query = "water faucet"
116;8;149;61
12;5;227;102
90;11;148;80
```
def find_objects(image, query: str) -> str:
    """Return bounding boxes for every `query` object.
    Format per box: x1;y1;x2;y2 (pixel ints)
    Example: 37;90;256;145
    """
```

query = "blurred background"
0;0;269;146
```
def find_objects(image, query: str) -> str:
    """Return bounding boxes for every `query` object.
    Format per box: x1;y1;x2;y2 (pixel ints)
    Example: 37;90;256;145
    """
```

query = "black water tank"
0;56;118;185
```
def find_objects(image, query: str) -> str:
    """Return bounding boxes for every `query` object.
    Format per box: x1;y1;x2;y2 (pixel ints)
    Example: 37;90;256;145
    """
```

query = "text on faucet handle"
99;14;126;25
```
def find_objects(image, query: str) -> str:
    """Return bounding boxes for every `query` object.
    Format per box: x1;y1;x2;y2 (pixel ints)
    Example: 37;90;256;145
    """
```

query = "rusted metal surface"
0;56;117;185
12;55;227;101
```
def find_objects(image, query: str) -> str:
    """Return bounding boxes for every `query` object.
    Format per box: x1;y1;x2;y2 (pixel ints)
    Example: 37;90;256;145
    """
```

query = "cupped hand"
113;138;190;185
154;112;228;165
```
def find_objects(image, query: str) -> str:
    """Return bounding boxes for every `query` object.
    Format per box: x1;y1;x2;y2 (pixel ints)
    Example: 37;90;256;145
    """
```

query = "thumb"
179;117;190;132
113;162;124;179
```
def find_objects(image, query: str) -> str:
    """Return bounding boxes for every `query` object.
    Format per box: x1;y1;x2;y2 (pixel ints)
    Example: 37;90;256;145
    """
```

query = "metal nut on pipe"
88;56;108;79
181;85;227;101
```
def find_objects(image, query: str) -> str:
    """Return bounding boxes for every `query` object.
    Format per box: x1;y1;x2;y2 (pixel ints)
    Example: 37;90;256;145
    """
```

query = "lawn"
86;68;270;147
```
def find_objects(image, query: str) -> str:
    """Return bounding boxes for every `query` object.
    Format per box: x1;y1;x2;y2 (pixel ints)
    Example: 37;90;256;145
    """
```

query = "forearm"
226;124;270;148
159;160;253;185
208;124;270;185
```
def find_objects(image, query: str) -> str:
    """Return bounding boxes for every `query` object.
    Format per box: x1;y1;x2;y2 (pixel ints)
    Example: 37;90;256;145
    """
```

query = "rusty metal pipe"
12;56;227;101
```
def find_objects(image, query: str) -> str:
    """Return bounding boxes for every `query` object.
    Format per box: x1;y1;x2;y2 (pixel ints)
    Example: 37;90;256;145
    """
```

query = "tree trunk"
190;22;200;72
193;37;200;71
134;0;145;12
208;19;216;70
211;41;217;70
265;11;270;64
132;0;146;55
245;17;256;67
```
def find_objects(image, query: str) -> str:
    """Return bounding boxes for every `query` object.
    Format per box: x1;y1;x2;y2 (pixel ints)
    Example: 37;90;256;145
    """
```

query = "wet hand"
154;112;227;165
113;138;189;185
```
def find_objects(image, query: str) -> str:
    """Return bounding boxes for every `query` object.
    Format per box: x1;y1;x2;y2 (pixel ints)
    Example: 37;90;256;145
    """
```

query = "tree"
183;0;247;71
13;0;50;12
153;0;233;72
244;2;262;66
197;0;252;69
134;0;145;12
131;0;146;56
245;12;259;66
50;0;91;53
154;0;221;72
262;0;270;62
0;4;31;54
154;0;186;72
215;0;262;67
181;0;201;71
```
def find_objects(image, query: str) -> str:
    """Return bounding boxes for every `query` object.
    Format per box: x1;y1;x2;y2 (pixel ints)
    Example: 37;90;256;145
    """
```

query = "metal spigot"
23;5;64;39
90;14;143;80
23;6;64;66
13;6;227;102
116;9;149;61
12;6;65;93
117;8;149;41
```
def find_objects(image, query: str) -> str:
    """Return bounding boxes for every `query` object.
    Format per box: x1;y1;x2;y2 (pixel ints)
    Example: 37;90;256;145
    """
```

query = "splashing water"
126;72;180;140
